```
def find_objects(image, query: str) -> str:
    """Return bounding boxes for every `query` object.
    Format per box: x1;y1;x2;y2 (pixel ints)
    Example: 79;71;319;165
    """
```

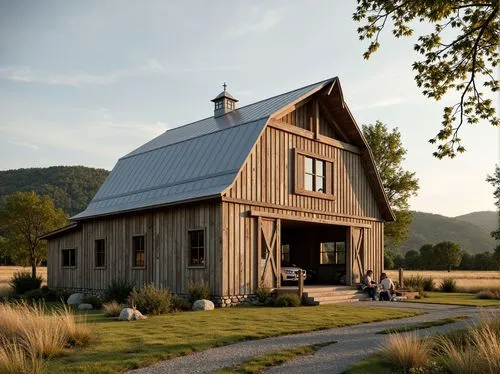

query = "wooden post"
298;270;304;298
399;268;404;289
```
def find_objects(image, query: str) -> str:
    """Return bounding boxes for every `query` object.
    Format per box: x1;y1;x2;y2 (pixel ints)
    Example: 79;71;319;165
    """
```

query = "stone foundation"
212;294;259;307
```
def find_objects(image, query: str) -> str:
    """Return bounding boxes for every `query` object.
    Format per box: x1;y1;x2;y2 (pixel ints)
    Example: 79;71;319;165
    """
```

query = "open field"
44;305;418;373
386;270;500;292
0;266;47;293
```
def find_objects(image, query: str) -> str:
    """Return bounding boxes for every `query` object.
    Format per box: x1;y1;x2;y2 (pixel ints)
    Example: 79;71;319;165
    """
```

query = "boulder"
78;303;93;310
67;293;85;305
118;307;147;321
132;309;147;320
192;299;215;311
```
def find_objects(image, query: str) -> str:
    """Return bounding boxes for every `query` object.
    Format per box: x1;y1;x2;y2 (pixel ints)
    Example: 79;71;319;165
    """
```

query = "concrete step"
303;290;362;298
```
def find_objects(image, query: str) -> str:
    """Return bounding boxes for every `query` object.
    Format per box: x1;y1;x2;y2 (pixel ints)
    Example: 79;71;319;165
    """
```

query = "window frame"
94;238;106;269
61;248;77;268
320;241;346;265
132;235;146;269
187;228;206;268
293;148;335;200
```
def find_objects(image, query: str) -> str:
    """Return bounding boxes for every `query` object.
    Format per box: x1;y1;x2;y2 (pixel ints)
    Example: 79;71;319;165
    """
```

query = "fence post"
298;270;304;298
399;268;404;289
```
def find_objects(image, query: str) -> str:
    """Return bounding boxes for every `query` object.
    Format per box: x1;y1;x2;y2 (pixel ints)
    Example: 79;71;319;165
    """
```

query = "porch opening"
280;220;347;286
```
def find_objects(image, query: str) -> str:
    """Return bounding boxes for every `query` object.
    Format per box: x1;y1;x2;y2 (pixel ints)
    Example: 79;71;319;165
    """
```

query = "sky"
0;1;498;217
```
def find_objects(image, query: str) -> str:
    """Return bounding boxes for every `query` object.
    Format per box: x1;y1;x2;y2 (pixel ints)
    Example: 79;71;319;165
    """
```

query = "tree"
362;121;419;249
418;244;435;269
434;241;462;271
0;192;67;278
404;250;420;269
354;1;499;158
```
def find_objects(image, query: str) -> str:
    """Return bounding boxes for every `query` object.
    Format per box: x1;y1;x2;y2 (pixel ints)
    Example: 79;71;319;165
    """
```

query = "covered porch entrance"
254;212;367;289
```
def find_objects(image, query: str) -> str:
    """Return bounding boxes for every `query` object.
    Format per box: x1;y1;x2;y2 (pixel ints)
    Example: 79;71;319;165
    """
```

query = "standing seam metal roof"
72;78;333;220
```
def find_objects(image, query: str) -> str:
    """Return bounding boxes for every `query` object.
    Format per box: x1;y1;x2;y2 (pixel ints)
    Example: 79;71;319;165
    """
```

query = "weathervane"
223;82;227;91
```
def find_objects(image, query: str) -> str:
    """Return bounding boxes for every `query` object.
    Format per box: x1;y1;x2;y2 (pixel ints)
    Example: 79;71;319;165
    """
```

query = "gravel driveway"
128;302;499;374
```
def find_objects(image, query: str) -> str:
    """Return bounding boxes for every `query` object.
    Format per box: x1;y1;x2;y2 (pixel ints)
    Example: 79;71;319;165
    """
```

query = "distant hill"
455;211;498;235
400;211;497;255
0;166;109;216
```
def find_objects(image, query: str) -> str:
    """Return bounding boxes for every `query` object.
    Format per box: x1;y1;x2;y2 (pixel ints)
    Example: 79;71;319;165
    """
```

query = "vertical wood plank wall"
222;113;385;292
47;201;222;295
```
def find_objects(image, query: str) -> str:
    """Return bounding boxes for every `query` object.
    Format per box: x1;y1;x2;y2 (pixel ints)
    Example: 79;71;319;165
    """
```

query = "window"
320;242;346;265
304;156;325;192
293;149;334;199
281;244;290;263
62;248;76;267
189;229;205;266
215;101;223;110
132;235;145;267
94;239;106;268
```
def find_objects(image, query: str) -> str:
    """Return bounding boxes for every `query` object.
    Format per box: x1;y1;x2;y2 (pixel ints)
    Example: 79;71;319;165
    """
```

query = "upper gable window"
304;157;325;193
294;149;334;200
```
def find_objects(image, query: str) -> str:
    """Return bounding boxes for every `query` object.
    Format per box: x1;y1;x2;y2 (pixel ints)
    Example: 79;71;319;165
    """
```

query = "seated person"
379;273;395;301
361;270;377;300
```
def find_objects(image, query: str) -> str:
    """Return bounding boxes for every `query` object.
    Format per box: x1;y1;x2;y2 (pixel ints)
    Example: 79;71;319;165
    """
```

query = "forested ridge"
0;166;109;216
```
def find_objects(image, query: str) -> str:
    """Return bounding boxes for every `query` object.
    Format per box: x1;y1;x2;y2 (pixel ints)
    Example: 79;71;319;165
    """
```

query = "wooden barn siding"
47;230;82;289
221;202;384;294
226;125;382;220
47;202;222;295
279;100;336;138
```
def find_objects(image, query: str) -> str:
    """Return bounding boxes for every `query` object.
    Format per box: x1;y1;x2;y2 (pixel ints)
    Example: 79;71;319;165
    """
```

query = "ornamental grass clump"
0;301;92;367
274;293;301;307
0;338;43;374
476;289;500;300
380;333;431;373
439;278;457;293
9;272;42;295
103;279;134;303
103;300;122;317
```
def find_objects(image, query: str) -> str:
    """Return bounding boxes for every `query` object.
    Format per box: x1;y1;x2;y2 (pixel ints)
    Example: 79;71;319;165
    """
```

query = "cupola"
211;82;238;117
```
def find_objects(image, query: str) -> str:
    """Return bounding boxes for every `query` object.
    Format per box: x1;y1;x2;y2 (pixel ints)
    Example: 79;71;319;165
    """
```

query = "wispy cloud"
0;59;167;86
232;8;282;37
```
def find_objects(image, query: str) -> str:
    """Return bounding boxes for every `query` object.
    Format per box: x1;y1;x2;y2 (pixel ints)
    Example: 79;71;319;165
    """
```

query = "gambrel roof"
73;77;394;221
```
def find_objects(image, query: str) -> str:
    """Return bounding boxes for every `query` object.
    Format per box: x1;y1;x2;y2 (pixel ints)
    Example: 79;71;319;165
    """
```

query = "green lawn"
45;305;419;373
345;354;392;374
407;292;500;307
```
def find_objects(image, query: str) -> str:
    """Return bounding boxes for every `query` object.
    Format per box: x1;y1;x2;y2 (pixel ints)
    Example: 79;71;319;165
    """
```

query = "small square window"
320;242;345;265
132;236;145;267
62;248;76;267
304;156;326;192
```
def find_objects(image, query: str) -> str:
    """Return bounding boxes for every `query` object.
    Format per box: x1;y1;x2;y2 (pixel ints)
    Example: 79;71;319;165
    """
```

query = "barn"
43;77;394;305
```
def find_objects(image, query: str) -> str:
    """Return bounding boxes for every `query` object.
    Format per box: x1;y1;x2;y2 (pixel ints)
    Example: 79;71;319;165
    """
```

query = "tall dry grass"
0;301;92;372
380;333;432;372
436;320;500;374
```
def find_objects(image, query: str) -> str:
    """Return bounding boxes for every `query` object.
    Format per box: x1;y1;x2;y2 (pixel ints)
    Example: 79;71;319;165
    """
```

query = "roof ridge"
153;77;334;136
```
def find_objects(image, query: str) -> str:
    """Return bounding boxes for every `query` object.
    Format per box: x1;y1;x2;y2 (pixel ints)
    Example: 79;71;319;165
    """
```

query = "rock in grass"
192;299;215;311
67;293;85;305
118;307;148;321
78;303;93;310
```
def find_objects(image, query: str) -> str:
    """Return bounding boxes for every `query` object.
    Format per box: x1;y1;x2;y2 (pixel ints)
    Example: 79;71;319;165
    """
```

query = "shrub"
404;275;435;292
274;293;301;307
440;278;457;293
187;281;210;303
170;294;191;312
380;333;431;372
9;272;43;295
476;289;500;300
102;301;122;317
23;286;57;302
103;279;134;304
255;285;273;305
129;284;171;315
83;295;102;309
